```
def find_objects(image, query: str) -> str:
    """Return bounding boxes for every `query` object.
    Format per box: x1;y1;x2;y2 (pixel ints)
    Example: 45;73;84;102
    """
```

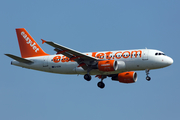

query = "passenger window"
155;53;158;55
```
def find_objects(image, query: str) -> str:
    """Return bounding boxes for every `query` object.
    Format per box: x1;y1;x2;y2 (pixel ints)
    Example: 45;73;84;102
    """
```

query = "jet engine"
97;60;118;72
112;71;137;83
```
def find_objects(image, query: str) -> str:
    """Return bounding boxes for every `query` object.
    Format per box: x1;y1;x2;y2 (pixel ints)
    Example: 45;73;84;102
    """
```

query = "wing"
41;39;98;69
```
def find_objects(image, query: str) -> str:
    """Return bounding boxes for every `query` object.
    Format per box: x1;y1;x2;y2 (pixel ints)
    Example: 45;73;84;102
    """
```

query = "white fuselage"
11;49;173;75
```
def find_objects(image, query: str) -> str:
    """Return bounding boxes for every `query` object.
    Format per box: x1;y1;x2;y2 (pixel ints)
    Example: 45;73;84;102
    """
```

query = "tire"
97;81;105;89
146;76;151;81
84;74;91;81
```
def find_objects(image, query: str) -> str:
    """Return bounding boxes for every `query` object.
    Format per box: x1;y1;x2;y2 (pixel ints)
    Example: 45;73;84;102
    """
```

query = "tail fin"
16;28;49;58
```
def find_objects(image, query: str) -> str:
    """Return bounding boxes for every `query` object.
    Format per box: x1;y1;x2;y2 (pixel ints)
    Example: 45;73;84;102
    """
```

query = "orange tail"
16;28;49;58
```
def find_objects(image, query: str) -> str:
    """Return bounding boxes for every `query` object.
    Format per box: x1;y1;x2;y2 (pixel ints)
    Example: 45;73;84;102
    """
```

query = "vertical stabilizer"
16;28;49;58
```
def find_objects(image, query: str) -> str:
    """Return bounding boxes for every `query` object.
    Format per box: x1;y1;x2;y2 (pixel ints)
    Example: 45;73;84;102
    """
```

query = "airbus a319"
5;28;173;89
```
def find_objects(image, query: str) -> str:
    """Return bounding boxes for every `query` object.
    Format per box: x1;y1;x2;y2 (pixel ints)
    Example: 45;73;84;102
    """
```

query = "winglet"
41;39;46;44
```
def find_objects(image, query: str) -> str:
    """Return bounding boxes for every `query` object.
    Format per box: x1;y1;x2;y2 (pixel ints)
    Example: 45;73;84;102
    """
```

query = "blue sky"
1;0;180;120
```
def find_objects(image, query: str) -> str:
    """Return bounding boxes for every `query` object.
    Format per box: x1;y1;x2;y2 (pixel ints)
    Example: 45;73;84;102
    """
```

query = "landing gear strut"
145;69;151;81
97;75;106;89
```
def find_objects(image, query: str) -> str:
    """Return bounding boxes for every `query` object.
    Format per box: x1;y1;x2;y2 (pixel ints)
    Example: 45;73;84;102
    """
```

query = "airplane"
5;28;173;89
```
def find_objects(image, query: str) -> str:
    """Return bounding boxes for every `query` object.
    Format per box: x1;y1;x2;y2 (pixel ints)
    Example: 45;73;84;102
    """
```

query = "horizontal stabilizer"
5;54;34;64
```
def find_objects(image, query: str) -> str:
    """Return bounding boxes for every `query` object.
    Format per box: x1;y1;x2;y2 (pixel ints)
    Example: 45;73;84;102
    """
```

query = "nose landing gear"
145;69;151;81
146;76;151;81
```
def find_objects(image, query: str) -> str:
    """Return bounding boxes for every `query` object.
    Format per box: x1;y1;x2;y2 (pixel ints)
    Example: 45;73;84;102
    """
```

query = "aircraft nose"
167;57;173;66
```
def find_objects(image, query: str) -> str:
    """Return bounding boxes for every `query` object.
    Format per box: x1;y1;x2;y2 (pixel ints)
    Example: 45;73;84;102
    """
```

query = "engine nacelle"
98;60;118;72
112;71;137;83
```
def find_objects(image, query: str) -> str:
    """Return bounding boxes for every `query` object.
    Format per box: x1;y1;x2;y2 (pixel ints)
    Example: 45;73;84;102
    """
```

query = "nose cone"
167;57;173;66
153;55;173;69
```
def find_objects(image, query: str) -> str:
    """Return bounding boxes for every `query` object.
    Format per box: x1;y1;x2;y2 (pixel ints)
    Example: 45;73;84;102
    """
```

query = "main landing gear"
84;74;91;81
97;75;106;89
84;68;92;81
83;74;106;89
97;82;105;89
145;69;151;81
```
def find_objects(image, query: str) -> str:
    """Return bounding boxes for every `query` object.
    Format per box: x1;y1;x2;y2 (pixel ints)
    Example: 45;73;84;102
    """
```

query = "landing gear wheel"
84;74;91;81
146;76;151;81
97;81;105;89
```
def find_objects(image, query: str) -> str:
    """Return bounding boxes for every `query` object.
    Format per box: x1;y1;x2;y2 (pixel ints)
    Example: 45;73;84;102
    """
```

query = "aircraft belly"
48;62;78;74
125;59;143;70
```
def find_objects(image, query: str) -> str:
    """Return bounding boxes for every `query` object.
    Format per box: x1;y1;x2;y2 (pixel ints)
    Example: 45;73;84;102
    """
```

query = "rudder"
16;28;49;58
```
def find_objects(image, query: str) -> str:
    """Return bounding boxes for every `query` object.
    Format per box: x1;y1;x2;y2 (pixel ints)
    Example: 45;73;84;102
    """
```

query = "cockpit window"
155;52;166;56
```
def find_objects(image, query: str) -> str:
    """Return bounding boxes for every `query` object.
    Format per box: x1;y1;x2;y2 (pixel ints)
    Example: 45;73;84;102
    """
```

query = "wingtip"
4;54;9;56
41;39;46;44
